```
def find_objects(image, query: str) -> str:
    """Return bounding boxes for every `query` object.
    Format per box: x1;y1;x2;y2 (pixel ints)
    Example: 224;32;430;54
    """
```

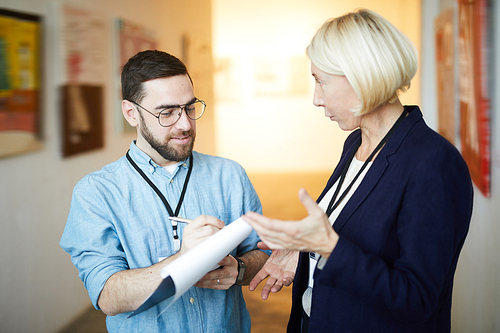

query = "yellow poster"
0;9;42;158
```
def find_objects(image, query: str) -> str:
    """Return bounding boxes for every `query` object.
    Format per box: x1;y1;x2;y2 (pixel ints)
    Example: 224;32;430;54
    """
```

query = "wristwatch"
235;257;246;285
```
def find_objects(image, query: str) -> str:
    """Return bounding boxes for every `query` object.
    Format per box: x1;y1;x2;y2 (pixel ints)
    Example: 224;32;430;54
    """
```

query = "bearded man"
60;50;269;333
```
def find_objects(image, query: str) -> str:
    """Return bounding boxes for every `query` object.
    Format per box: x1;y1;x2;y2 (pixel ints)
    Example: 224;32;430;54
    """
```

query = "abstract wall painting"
457;0;490;197
60;5;106;157
114;18;157;133
0;8;42;159
435;9;456;145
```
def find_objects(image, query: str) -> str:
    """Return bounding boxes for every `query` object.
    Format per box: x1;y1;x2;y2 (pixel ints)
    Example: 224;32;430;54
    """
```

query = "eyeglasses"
129;98;206;127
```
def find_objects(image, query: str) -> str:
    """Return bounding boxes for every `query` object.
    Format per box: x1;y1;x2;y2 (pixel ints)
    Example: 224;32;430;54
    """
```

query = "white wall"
212;0;421;172
421;0;500;332
0;1;213;332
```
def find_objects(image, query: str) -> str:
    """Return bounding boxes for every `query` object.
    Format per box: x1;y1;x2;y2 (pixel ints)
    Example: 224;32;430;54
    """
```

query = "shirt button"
183;163;187;167
149;167;154;172
190;297;195;304
170;179;174;184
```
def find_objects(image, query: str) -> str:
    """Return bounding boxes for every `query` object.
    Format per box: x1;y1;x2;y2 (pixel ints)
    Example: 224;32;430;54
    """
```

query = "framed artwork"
114;18;157;133
435;9;456;145
183;34;216;154
60;5;105;157
0;8;42;158
61;84;103;157
457;0;490;197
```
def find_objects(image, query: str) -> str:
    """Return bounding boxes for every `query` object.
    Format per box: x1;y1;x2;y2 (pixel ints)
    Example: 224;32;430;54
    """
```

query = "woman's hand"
248;245;299;300
244;189;339;259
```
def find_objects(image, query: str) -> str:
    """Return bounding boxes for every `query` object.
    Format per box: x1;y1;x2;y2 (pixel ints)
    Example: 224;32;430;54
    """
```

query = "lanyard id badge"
126;150;193;252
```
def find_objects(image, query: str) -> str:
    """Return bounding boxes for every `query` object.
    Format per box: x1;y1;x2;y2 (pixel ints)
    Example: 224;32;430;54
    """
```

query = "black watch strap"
235;257;246;285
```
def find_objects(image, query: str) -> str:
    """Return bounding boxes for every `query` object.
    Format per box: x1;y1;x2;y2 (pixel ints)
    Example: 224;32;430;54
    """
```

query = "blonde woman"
246;9;473;333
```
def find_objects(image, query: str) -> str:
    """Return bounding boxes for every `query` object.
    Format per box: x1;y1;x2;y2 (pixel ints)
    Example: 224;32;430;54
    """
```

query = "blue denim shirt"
60;142;264;332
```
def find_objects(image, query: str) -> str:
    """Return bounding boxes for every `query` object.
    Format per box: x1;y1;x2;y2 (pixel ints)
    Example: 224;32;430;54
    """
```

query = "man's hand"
194;255;238;290
179;215;224;255
98;215;224;316
248;245;299;300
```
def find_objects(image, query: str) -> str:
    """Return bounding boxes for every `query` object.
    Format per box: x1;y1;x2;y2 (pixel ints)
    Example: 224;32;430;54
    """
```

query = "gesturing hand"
244;189;339;259
248;245;299;300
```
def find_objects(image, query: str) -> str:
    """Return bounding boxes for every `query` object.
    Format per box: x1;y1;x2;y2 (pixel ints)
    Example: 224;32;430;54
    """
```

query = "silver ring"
217;279;220;285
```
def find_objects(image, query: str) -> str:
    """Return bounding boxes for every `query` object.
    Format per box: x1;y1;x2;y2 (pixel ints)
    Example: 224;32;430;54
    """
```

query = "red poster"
458;0;490;197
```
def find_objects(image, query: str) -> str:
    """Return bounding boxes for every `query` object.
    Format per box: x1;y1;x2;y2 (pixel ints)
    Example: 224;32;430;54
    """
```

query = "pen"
168;216;192;224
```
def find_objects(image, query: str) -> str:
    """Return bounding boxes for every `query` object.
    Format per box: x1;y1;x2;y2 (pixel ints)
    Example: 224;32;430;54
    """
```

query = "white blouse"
303;157;372;316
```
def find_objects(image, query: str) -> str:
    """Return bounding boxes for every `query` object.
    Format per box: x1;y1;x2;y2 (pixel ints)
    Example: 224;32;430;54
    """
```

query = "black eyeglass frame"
128;98;206;127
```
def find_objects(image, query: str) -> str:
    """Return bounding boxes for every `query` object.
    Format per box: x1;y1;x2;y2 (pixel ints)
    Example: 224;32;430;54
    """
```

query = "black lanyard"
325;108;408;218
126;150;193;242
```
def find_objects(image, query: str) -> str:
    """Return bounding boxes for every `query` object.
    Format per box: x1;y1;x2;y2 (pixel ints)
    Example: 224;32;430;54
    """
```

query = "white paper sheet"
129;217;252;318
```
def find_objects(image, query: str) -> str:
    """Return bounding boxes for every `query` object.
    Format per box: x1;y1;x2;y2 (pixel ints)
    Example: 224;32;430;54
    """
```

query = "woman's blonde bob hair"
307;8;418;115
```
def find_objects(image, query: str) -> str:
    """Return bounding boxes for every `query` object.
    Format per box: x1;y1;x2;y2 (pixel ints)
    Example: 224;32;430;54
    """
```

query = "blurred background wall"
420;1;500;332
0;1;215;332
0;0;498;332
213;0;420;172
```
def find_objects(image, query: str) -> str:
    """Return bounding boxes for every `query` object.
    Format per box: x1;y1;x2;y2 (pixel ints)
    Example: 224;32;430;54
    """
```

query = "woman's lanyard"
126;150;193;251
325;108;408;218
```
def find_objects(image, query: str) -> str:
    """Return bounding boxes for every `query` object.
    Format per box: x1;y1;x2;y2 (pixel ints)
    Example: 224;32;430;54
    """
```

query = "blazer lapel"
333;151;390;232
332;106;422;232
317;130;361;204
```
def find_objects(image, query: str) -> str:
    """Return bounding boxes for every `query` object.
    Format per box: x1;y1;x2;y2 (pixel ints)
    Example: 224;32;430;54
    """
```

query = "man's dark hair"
121;50;192;103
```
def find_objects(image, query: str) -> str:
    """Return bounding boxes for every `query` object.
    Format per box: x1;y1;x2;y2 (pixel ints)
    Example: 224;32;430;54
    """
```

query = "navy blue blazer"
287;106;473;333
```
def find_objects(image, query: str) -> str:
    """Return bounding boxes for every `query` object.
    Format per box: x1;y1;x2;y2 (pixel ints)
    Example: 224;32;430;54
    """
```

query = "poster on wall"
0;8;42;158
457;0;490;197
114;18;157;133
183;34;216;154
60;5;105;157
435;9;455;145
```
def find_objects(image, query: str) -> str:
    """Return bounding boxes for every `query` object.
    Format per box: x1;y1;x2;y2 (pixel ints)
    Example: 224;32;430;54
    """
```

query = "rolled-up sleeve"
60;176;129;309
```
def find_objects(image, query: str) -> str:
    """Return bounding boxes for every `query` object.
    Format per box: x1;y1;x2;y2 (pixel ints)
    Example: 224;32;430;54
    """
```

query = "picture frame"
0;8;43;158
457;0;491;197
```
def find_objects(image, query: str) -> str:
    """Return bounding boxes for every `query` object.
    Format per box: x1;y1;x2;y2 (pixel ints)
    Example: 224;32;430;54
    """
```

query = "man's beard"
139;113;195;162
